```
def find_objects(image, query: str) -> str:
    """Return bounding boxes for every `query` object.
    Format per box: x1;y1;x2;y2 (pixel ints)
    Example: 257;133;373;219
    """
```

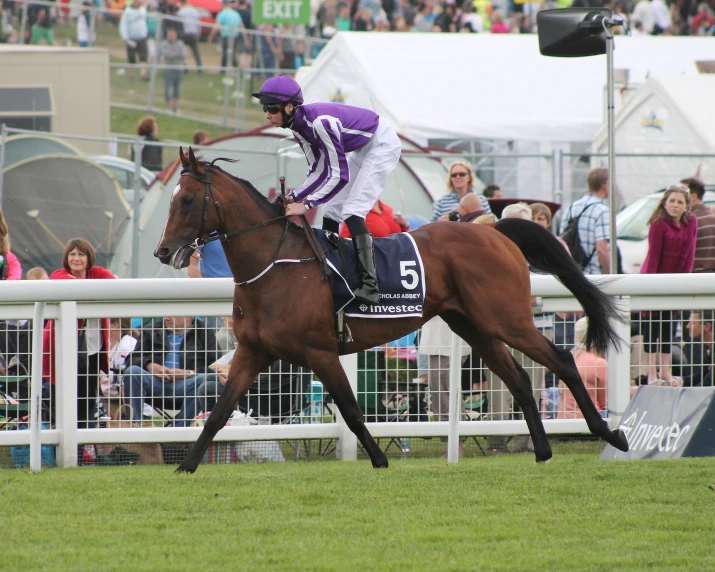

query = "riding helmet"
251;76;304;106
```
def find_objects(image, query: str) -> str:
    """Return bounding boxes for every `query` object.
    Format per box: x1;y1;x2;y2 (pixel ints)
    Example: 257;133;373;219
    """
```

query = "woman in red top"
339;199;410;238
640;185;697;385
42;238;115;428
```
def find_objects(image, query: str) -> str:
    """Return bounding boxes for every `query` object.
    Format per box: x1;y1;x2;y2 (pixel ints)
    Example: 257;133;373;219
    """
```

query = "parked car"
617;188;715;273
90;155;156;205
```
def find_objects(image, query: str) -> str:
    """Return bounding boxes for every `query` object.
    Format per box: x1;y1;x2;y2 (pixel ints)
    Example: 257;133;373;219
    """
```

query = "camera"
448;211;461;222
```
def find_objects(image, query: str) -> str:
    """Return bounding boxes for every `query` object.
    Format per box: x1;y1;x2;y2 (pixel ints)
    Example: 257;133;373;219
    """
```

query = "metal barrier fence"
4;0;328;130
2;273;715;471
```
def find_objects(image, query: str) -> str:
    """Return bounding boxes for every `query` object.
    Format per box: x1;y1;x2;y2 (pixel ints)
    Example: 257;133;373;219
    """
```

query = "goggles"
263;103;285;114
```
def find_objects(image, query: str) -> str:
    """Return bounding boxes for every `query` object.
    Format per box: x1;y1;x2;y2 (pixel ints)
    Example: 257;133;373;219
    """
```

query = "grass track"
1;455;714;571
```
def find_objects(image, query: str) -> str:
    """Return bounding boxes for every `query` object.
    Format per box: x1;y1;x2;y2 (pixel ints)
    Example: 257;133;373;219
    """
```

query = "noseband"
180;166;287;258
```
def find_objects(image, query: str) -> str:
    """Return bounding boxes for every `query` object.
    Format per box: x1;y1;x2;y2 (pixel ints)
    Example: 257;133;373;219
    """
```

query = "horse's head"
154;146;223;269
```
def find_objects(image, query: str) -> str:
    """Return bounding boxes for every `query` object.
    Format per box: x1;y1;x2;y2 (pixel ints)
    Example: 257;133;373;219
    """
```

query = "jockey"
252;75;401;305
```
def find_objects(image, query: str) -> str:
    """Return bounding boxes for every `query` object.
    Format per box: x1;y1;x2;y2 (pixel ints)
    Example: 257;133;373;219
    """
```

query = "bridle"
180;166;287;256
179;164;317;285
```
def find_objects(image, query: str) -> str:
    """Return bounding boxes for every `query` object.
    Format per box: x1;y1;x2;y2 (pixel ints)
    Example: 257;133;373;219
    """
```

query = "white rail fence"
2;273;714;471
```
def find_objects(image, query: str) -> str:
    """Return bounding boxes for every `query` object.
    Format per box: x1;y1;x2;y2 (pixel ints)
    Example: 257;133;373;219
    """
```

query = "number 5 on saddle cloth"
316;231;426;319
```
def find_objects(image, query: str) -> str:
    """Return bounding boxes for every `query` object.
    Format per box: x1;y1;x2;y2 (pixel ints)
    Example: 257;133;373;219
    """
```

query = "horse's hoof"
610;428;629;452
372;458;389;469
535;452;553;464
175;463;196;474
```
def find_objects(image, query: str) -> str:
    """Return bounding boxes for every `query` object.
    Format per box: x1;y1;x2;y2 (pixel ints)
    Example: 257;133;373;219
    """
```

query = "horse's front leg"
176;347;273;473
307;348;388;469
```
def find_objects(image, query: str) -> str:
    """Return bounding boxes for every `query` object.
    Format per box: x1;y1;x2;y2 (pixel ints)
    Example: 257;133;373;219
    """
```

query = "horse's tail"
494;218;624;355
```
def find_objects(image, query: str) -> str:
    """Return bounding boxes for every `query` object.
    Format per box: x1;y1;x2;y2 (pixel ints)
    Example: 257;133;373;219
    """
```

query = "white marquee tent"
297;33;715;200
592;75;715;205
298;32;715;146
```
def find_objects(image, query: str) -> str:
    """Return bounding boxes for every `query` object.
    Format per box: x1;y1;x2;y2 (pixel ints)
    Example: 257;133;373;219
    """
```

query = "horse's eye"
181;195;194;206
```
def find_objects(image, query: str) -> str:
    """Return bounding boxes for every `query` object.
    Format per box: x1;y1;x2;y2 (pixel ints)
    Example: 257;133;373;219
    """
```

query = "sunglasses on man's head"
451;171;469;178
263;103;284;114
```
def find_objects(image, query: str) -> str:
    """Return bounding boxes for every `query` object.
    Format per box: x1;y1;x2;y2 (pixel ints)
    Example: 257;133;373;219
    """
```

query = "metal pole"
20;0;28;45
606;296;631;429
447;330;461;464
0;123;7;206
221;35;236;128
29;301;45;473
56;301;79;467
234;67;242;133
551;148;559;206
607;34;617;275
89;4;97;47
147;14;163;111
131;140;143;278
336;354;358;461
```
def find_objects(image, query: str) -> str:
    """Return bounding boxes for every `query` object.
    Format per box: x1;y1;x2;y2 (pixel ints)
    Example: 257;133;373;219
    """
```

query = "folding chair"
0;375;30;429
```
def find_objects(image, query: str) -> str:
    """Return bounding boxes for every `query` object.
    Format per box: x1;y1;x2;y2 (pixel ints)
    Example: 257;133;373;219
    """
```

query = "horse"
155;147;629;473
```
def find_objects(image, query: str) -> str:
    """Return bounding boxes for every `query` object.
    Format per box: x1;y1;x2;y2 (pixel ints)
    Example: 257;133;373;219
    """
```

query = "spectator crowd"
1;0;713;53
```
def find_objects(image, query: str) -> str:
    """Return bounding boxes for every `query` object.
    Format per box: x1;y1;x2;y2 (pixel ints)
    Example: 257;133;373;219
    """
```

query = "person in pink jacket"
559;317;607;419
640;184;697;385
0;210;22;280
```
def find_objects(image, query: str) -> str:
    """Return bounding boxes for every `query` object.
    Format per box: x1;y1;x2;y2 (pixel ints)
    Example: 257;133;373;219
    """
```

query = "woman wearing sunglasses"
432;161;492;222
252;75;402;305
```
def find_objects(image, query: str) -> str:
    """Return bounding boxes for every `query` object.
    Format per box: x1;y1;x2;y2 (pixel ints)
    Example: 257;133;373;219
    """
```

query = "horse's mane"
192;157;283;218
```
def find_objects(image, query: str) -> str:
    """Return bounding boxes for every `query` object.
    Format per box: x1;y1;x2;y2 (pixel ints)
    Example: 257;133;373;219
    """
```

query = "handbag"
97;404;164;465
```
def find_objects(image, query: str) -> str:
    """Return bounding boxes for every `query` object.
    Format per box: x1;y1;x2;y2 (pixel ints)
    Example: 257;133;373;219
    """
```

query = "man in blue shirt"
208;0;248;70
123;316;220;427
187;238;231;330
187;240;231;279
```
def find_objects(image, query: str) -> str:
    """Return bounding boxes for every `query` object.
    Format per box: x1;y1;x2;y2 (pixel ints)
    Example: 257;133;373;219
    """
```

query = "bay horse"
155;147;629;473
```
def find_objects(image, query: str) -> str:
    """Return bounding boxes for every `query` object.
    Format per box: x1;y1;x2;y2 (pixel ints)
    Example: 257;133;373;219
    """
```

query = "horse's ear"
188;146;198;171
179;146;190;168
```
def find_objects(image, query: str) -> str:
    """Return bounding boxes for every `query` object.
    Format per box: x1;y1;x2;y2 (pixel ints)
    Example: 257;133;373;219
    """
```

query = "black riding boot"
352;233;380;305
322;217;339;234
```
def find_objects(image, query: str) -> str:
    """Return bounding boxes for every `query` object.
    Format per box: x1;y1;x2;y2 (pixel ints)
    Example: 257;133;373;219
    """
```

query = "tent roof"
298;33;715;144
592;75;715;151
4;155;130;273
1;134;82;169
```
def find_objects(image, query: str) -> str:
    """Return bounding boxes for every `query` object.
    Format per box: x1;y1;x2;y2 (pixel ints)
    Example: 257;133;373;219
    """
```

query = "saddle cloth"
315;230;425;318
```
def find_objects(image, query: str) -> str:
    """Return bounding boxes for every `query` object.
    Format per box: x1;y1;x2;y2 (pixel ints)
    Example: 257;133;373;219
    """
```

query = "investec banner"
601;386;715;460
253;0;310;25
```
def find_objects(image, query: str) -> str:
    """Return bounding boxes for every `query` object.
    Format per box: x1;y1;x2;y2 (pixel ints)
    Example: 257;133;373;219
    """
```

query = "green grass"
1;455;713;570
50;20;269;131
109;107;234;157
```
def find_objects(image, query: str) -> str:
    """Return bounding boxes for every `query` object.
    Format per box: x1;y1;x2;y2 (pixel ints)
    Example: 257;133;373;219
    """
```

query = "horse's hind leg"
509;330;629;452
306;349;388;469
441;312;553;462
177;348;274;474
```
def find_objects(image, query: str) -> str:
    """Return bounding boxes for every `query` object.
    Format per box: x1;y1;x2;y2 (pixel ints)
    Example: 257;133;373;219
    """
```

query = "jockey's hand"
285;202;308;217
394;214;409;230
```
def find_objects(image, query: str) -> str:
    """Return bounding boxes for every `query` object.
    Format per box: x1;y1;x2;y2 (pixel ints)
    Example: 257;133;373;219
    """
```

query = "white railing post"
447;331;461;464
29;302;45;473
607;295;631;429
56;301;79;467
336;353;358;461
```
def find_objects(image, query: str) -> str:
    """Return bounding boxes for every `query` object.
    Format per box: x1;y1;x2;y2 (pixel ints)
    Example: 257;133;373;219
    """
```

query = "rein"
180;165;329;285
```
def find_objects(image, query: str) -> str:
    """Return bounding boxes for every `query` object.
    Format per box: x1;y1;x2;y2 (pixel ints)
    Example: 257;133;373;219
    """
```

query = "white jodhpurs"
321;118;402;222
